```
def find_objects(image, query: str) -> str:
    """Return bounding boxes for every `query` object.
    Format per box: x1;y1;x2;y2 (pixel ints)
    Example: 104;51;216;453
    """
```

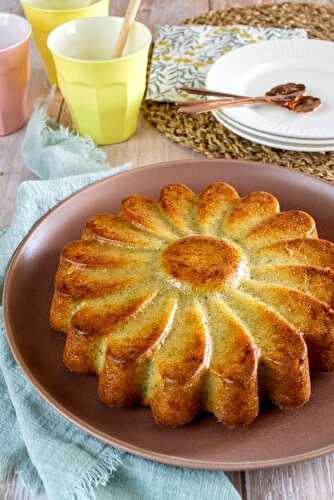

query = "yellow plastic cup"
20;0;109;85
47;16;152;145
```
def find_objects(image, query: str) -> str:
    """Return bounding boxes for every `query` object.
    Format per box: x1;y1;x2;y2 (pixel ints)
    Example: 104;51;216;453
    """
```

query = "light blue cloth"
0;109;241;500
22;99;110;180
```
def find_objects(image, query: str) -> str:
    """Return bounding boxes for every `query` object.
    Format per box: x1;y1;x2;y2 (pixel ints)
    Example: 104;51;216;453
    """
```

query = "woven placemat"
142;2;334;182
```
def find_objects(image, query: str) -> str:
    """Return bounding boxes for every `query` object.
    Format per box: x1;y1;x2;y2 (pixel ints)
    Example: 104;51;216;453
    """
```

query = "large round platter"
4;159;334;470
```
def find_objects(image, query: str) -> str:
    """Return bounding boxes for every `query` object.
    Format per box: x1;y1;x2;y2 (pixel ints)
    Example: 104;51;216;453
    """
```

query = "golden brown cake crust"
50;182;334;427
161;235;242;290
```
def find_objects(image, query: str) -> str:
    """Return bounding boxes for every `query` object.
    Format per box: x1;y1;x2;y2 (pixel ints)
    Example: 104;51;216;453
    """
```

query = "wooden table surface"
2;1;334;499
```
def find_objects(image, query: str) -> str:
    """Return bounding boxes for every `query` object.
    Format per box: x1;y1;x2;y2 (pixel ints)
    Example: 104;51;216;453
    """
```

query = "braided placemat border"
142;3;334;181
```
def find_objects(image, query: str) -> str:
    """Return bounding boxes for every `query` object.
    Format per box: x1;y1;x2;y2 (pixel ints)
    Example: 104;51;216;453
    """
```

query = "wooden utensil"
112;0;142;59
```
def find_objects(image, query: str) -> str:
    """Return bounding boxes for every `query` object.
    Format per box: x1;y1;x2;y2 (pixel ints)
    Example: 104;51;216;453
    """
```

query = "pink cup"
0;13;32;136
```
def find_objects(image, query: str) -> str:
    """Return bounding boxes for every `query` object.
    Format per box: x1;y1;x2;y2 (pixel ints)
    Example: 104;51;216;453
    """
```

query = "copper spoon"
286;95;321;113
179;82;306;101
265;82;306;97
178;95;321;114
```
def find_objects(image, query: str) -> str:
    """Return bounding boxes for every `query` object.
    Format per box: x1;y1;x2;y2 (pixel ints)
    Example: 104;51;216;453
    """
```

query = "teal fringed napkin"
146;24;307;102
0;109;241;500
21;97;111;180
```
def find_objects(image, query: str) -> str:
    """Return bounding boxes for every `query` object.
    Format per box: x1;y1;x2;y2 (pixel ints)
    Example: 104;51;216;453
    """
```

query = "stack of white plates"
206;39;334;152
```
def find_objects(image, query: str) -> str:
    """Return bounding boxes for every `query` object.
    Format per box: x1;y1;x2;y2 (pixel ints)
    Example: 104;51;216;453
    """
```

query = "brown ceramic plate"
4;159;334;471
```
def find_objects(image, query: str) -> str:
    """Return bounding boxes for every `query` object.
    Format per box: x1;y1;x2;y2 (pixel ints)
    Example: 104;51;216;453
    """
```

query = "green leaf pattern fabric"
146;24;307;102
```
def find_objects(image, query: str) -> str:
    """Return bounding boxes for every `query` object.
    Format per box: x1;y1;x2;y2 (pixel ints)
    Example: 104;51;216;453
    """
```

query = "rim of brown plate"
3;159;334;471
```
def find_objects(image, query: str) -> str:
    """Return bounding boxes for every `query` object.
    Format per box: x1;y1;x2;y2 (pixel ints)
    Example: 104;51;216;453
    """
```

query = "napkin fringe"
43;115;107;166
72;447;122;500
21;95;108;180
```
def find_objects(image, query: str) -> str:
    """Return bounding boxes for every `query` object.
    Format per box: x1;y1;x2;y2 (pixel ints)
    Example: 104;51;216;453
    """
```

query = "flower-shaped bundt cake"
50;182;334;427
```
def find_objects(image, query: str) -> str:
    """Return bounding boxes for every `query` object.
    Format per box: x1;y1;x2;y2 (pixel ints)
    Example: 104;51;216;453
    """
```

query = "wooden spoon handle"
113;0;142;59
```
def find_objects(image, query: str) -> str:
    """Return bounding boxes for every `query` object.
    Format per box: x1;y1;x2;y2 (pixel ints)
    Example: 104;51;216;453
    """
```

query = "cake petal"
97;293;177;406
62;239;152;268
242;280;334;371
63;288;158;373
50;290;80;333
121;195;178;239
223;191;279;240
83;214;163;248
55;265;145;299
245;211;317;250
51;242;153;332
159;184;197;234
151;299;209;426
224;289;310;409
197;182;240;235
252;265;334;308
206;298;259;425
253;238;334;269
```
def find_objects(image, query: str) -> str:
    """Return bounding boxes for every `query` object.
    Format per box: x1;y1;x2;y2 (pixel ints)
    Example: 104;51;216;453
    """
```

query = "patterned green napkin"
146;24;307;102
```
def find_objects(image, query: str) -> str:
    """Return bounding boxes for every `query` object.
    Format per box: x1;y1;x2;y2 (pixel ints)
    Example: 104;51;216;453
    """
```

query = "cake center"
162;235;243;290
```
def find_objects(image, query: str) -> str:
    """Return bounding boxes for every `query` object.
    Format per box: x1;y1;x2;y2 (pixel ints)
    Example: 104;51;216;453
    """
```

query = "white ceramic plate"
206;39;334;140
215;110;334;146
214;110;334;151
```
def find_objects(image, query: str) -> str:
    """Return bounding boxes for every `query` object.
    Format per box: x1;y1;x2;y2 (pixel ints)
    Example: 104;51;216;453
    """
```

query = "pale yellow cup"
47;16;152;145
20;0;109;84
